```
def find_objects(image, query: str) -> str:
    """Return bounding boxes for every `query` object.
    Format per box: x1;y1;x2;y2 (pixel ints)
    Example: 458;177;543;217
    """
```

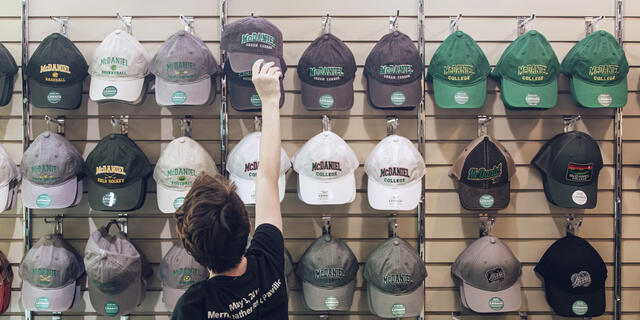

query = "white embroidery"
571;271;591;288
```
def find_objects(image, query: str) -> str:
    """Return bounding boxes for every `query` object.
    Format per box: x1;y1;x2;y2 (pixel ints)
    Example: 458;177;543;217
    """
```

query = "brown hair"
174;173;250;273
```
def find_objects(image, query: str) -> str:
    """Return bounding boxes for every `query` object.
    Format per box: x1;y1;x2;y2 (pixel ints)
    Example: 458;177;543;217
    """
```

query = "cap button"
393;239;400;246
44;131;51;138
178;30;186;36
324;235;331;242
115;29;121;35
489;237;496;244
393;31;400;37
45;235;52;240
530;30;538;35
109;134;116;139
323;34;330;40
52;34;59;39
179;137;186;143
455;31;463;37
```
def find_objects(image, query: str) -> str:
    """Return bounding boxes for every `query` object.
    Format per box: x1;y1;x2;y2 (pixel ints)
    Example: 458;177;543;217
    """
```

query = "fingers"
259;61;275;75
251;59;264;76
266;66;281;77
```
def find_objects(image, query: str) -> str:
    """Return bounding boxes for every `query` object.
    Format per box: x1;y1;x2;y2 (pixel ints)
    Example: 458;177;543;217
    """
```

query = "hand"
251;59;282;105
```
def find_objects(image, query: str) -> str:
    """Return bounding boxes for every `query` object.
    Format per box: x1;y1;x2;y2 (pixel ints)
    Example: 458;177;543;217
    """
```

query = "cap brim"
433;78;487;109
541;176;598;209
543;278;605;317
22;279;77;312
366;76;421;108
297;173;355;205
21;177;78;209
87;178;146;212
156;183;188;214
0;181;12;212
88;278;143;317
302;280;355;311
162;285;186;311
457;181;511;211
366;282;424;318
228;79;284;111
72;178;83;207
228;52;281;73
300;79;354;111
229;174;286;205
500;77;557;108
571;76;627;108
29;79;83;109
459;281;521;313
89;77;145;103
155;76;214;107
367;177;422;211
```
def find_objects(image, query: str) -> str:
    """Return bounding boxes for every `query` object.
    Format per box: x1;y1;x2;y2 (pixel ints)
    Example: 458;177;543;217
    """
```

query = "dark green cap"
562;30;629;108
492;30;560;108
427;31;490;108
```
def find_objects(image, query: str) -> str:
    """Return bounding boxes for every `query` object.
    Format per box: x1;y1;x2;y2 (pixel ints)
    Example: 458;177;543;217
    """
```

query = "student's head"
175;174;251;274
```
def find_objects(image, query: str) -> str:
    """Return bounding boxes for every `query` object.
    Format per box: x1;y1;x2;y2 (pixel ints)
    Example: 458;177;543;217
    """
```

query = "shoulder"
172;282;209;320
247;224;284;267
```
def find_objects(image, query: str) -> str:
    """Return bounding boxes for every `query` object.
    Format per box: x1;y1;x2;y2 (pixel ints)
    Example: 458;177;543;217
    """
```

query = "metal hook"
389;9;399;32
180;15;195;34
319;315;329;320
254;116;262;132
44;215;64;236
519;311;528;320
118;214;129;235
321;13;331;34
322;216;331;235
477;115;492;137
322;115;331;133
386;116;399;136
179;116;192;137
585;16;605;36
452;311;462;320
52;312;62;319
387;215;398;238
116;12;132;34
479;213;495;237
50;16;69;37
563;115;582;133
110;115;129;135
517;13;536;36
566;214;583;235
250;12;255;17
44;115;65;136
449;14;462;33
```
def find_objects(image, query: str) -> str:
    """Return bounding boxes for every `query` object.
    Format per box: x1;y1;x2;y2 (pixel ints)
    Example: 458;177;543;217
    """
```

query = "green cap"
562;30;629;108
427;31;490;108
492;30;560;109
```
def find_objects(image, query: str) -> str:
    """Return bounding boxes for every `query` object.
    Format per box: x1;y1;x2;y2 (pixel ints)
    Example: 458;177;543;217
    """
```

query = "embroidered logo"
467;163;503;183
571;271;591;288
485;267;505;284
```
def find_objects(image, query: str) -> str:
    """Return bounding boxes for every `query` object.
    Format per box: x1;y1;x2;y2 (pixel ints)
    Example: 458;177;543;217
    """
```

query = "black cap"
532;131;603;208
0;42;18;107
224;58;286;112
26;33;88;109
221;16;283;73
364;31;422;109
535;234;607;317
297;33;356;111
86;134;152;212
449;135;516;210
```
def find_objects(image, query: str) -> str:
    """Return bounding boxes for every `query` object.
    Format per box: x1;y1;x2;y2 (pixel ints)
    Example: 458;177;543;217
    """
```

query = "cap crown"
0;43;18;76
0;144;19;187
153;136;217;191
298;33;356;88
450;135;515;188
90;30;150;80
364;31;421;85
227;132;290;180
224;57;287;87
296;235;358;289
86;134;152;189
158;244;207;290
21;131;85;186
221;16;283;58
26;33;88;87
561;30;629;85
19;234;84;289
451;236;521;291
293;131;359;180
365;135;425;187
493;30;559;85
428;31;490;86
364;237;427;294
151;31;220;83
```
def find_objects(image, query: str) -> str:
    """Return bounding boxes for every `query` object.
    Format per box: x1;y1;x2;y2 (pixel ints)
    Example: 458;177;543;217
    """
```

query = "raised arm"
251;59;283;232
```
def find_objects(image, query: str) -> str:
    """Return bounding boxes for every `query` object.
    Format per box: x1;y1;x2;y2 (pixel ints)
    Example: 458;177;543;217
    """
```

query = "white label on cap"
102;192;117;207
572;190;588;205
525;93;540;106
317;190;330;202
479;194;495;208
36;194;51;208
173;197;185;210
35;297;50;310
454;91;469;105
325;296;339;309
318;94;334;108
104;302;119;316
598;94;612;107
488;297;504;311
391;303;406;316
390;91;406;106
47;91;62;104
172;91;187;104
250;94;262;107
572;300;588;315
388;194;403;207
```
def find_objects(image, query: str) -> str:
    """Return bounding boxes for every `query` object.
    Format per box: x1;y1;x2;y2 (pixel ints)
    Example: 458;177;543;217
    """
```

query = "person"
172;59;287;319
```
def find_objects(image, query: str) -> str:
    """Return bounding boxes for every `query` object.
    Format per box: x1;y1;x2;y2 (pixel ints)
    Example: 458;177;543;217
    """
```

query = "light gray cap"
0;144;20;212
158;243;208;311
20;131;85;209
19;234;84;312
451;236;522;313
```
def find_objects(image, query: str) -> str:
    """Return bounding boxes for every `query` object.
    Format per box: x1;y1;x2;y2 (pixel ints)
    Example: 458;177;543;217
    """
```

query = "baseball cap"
363;237;427;318
562;30;629;108
492;30;560;108
0;144;19;212
451;236;522;313
85;224;152;317
532;131;603;208
224;58;286;111
153;136;218;213
449;135;516;210
89;29;151;103
221;16;283;73
296;234;358;311
19;234;84;312
427;31;490;108
0;250;12;314
535;234;607;317
364;135;425;210
150;30;220;106
227;132;290;204
86;134;152;212
298;33;356;110
364;31;422;109
158;243;208;311
20;131;86;209
26;33;88;109
292;130;359;205
0;42;18;107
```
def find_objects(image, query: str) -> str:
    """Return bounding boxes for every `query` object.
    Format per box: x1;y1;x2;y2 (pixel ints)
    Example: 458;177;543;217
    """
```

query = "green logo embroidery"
102;192;117;207
467;163;502;183
379;65;414;75
35;297;50;310
488;297;504;311
104;302;120;316
36;194;52;208
171;91;187;104
240;32;276;48
454;91;469;105
390;91;406;106
572;300;588;315
110;65;117;71
318;94;334;108
391;303;406;316
250;94;262;107
479;194;495;208
102;86;118;97
173;197;185;210
309;66;344;77
47;91;62;104
324;296;339;309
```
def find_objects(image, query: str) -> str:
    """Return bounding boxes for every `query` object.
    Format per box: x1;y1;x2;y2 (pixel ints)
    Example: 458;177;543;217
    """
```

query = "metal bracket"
563;115;582;133
449;14;462;33
479;213;495;237
116;12;132;34
50;16;69;37
180;15;195;34
388;215;398;238
319;315;329;320
117;214;129;235
52;312;62;320
179;115;192;137
254;116;262;132
585;16;604;36
43;215;63;236
519;311;528;320
389;9;399;32
322;216;331;235
386;116;399;136
517;13;536;36
44;115;65;136
322;115;331;133
452;311;461;320
477;115;492;137
111;115;129;135
321;13;331;34
566;214;583;236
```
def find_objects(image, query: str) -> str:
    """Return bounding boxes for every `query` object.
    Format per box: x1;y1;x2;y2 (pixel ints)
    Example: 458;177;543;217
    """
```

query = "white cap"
365;135;425;210
89;29;151;103
0;145;19;212
293;131;359;205
227;132;290;204
153;137;218;213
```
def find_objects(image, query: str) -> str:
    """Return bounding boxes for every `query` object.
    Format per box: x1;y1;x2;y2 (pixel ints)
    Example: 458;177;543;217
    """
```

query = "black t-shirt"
172;224;288;320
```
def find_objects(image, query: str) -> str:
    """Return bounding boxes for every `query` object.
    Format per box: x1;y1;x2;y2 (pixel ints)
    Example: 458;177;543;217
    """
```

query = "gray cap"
296;234;358;311
221;16;283;73
364;237;427;318
19;234;84;312
158;243;208;311
150;30;220;106
20;131;85;209
84;225;152;317
451;236;522;313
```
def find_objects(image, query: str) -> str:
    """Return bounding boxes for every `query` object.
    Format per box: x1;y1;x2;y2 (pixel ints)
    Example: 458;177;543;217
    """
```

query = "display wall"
1;0;640;319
